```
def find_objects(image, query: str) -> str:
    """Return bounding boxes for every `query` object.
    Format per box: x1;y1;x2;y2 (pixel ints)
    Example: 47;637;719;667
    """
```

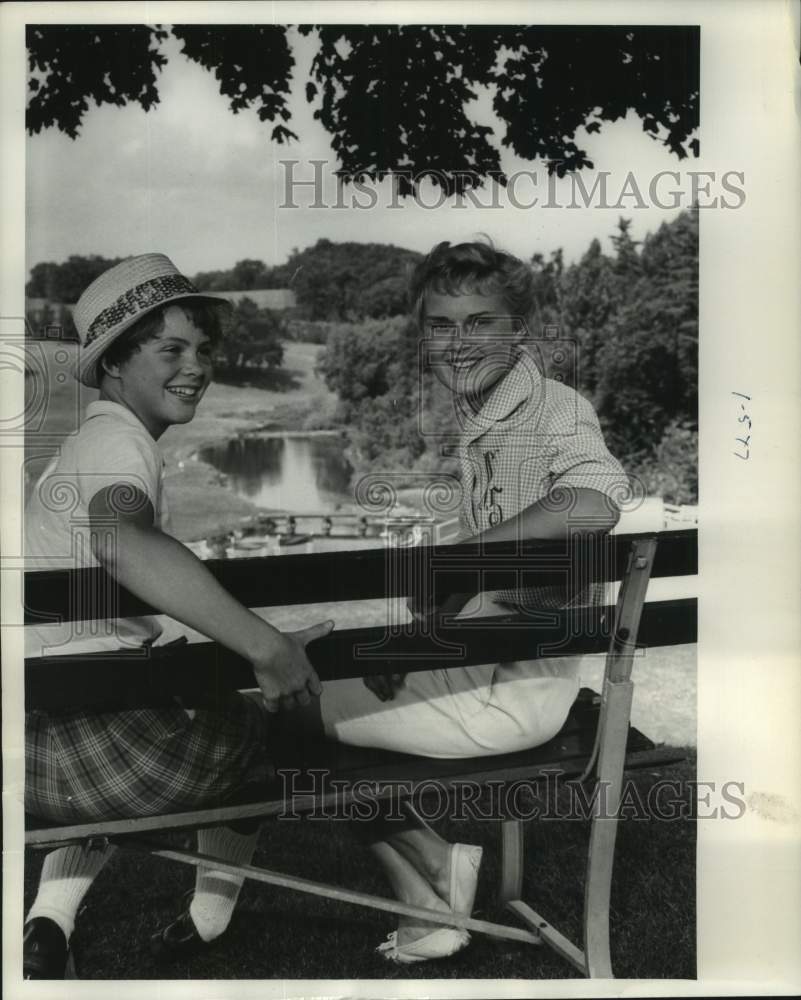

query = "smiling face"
422;289;528;404
99;306;213;439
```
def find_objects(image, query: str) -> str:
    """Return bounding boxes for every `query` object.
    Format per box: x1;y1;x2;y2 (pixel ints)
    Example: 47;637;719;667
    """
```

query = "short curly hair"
100;299;224;374
409;239;538;331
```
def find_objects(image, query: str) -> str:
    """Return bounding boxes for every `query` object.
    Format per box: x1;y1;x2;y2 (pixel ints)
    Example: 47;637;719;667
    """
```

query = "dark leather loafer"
23;917;69;979
150;909;206;958
150;894;226;960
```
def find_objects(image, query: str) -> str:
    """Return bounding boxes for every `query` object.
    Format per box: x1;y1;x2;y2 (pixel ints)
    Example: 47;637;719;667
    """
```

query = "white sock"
190;826;260;942
26;844;116;943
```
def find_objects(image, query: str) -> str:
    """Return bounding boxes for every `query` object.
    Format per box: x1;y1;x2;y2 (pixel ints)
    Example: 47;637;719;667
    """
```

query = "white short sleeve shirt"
25;401;172;656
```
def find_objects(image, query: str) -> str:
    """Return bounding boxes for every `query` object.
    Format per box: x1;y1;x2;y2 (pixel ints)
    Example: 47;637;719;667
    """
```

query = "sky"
26;27;698;278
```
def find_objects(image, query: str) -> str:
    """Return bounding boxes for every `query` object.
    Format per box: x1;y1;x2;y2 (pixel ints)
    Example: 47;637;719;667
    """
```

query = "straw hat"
71;253;232;388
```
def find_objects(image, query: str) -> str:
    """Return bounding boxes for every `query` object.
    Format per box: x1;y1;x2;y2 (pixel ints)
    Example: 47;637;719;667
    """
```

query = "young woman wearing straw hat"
23;254;336;976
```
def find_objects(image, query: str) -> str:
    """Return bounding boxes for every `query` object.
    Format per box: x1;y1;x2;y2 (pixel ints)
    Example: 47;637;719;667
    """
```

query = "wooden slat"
507;899;585;973
498;820;525;906
129;845;545;946
25;599;696;711
26;745;686;849
23;530;696;624
26;696;683;844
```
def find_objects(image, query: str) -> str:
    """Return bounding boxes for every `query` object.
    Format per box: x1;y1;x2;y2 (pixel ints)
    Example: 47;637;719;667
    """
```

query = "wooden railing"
24;529;697;711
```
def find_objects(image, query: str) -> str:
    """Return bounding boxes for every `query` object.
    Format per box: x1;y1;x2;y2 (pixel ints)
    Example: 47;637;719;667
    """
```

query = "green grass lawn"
25;754;696;981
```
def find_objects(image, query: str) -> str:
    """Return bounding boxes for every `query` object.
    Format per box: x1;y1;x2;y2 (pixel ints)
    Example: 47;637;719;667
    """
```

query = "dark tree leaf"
271;123;298;143
171;25;294;129
26;25;168;138
493;26;698;172
305;25;504;196
27;24;698;190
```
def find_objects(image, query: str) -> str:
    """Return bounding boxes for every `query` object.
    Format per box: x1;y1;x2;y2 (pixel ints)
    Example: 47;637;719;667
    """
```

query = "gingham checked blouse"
457;349;629;609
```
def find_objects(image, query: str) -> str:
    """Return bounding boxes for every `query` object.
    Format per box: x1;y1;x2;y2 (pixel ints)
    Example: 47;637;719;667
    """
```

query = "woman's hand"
407;591;473;621
250;620;333;713
362;590;475;703
363;672;407;702
406;592;433;621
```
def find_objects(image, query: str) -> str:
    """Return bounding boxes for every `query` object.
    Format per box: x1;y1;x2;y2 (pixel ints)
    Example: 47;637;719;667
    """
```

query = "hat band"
85;274;201;345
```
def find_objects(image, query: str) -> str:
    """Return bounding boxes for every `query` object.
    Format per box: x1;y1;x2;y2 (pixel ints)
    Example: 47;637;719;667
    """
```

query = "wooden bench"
24;528;697;978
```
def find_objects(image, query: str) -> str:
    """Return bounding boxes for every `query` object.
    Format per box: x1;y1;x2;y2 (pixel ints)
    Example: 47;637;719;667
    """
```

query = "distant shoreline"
222;428;344;441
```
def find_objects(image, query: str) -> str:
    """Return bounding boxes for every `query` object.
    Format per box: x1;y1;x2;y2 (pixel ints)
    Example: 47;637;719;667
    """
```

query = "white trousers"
320;595;582;759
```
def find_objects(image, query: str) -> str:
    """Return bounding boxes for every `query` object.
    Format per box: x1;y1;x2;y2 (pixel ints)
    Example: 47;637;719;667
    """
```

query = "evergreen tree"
609;217;642;280
530;249;563;330
593;210;698;461
559;238;617;396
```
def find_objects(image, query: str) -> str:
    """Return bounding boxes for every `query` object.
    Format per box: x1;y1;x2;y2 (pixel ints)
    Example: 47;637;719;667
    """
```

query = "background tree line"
25;239;420;382
26;239;418;323
26;210;697;501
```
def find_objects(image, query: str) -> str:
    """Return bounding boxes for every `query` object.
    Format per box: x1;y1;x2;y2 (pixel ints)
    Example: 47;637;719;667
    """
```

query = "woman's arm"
415;486;619;614
366;488;620;702
466;486;620;545
89;485;330;711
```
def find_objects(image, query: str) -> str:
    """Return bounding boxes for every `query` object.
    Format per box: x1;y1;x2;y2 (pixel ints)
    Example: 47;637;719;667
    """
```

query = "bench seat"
26;690;685;846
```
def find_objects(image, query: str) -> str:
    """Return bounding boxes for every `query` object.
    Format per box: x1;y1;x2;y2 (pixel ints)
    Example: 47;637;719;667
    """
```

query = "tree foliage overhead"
27;26;168;139
27;24;699;191
169;26;297;143
305;25;699;191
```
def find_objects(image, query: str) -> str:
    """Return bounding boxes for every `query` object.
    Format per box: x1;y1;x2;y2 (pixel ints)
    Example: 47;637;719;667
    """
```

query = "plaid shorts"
25;693;274;823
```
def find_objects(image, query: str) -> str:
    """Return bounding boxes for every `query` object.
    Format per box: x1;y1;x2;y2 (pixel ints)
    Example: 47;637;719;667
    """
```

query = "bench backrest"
23;530;696;712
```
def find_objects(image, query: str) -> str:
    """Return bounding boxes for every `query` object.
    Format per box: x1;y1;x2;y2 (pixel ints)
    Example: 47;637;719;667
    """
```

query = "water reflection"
198;433;354;512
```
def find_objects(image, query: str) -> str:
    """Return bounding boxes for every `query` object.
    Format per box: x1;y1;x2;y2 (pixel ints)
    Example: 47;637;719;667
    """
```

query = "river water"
197;432;355;513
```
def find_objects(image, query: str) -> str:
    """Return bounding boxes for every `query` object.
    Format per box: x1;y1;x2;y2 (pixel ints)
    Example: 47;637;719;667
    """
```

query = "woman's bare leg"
369;842;451;946
383;827;453;901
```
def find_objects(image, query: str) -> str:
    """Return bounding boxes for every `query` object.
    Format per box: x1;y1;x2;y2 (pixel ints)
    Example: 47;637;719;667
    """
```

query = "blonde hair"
408;238;538;330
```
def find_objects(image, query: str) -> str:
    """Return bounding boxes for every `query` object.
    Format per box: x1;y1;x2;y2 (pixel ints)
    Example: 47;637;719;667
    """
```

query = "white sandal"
376;927;471;964
374;841;483;963
447;843;483;915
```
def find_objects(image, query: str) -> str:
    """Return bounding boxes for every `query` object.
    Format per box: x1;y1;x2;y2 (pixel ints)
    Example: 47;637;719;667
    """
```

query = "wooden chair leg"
582;677;633;978
498;818;524;906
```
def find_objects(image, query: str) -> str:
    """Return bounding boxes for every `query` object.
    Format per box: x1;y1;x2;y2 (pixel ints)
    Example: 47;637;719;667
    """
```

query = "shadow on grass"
25;754;696;981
